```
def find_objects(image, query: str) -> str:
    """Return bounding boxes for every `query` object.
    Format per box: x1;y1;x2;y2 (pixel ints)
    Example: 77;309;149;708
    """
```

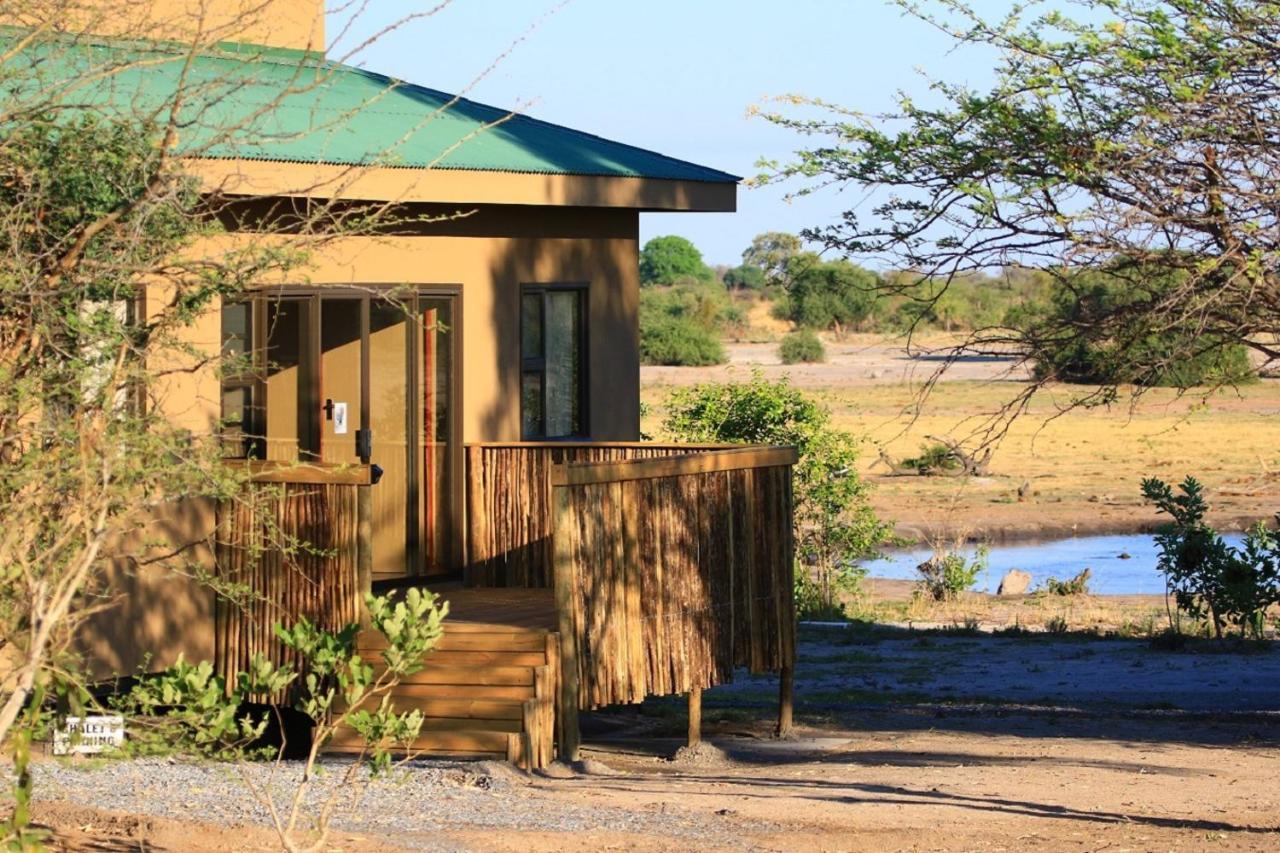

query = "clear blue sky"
331;1;1016;266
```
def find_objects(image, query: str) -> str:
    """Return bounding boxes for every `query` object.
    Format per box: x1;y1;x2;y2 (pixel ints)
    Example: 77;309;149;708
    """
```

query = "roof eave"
189;158;737;212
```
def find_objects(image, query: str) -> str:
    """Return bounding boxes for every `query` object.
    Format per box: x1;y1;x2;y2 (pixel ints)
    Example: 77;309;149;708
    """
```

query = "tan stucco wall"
155;203;643;443
11;0;325;51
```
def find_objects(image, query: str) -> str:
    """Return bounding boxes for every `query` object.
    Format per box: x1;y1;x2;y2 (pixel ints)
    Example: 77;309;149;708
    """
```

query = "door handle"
323;398;335;421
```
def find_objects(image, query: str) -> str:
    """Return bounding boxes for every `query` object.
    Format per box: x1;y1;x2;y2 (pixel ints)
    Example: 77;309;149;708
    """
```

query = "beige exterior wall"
12;0;325;51
153;204;643;443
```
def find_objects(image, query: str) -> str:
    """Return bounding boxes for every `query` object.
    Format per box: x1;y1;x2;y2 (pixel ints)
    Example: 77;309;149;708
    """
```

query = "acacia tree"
760;0;1280;438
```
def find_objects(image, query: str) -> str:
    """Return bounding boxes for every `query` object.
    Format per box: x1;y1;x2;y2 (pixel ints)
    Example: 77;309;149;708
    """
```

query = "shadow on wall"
480;201;640;442
76;497;217;680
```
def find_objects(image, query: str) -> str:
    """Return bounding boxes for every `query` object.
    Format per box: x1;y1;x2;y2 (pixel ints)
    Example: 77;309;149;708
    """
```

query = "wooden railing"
213;462;371;700
464;442;734;587
547;446;798;757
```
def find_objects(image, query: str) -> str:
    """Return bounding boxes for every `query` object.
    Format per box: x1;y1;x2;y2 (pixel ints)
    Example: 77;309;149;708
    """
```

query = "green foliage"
794;561;867;621
639;235;713;286
663;374;893;617
115;656;292;758
915;547;988;602
778;329;825;364
742;232;802;286
639;282;734;366
899;442;961;475
779;255;879;333
1042;569;1092;597
1142;476;1280;639
760;2;1280;391
723;263;766;291
1019;267;1257;388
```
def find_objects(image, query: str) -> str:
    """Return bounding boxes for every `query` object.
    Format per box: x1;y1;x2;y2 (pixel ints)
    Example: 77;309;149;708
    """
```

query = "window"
520;286;586;439
220;300;259;458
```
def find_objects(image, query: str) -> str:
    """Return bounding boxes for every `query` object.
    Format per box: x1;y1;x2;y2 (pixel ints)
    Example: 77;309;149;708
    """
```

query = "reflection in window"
520;286;584;439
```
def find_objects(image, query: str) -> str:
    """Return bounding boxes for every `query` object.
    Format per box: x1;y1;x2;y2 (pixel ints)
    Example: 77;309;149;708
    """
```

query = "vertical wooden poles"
687;686;702;747
551;483;581;763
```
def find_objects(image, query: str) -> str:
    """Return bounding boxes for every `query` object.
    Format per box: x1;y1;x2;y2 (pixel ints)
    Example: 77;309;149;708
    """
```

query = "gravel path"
31;756;773;847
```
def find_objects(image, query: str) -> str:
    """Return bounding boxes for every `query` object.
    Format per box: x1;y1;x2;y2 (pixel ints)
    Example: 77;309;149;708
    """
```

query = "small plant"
1142;476;1280;639
901;442;962;474
115;589;447;851
778;329;825;364
1042;568;1092;596
795;561;868;620
915;546;988;601
1045;615;1070;635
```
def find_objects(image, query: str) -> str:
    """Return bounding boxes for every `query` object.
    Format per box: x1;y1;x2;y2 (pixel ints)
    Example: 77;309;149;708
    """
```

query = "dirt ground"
25;626;1280;852
642;337;1280;541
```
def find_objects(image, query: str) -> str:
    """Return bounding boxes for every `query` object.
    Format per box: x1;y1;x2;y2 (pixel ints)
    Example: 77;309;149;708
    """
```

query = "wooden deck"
431;585;556;632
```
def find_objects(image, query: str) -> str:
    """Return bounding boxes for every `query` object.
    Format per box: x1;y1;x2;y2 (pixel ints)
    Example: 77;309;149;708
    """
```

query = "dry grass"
643;373;1280;540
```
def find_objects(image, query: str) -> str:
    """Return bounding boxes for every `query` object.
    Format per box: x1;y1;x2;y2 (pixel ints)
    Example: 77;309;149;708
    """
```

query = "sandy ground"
25;628;1280;851
642;338;1280;541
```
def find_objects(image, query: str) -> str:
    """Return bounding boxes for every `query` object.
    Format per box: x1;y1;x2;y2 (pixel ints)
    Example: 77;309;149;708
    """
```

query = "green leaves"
663;374;892;618
1143;475;1280;639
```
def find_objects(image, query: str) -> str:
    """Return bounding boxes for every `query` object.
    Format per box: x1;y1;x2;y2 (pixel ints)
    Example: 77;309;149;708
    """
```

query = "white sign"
333;401;348;435
53;715;125;755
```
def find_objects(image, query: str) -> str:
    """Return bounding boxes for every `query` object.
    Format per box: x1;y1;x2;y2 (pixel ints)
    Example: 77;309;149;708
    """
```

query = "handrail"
222;460;373;486
549;446;798;486
463;441;739;450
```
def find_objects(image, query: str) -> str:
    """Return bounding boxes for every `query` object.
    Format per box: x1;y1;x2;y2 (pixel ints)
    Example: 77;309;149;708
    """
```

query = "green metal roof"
6;37;740;183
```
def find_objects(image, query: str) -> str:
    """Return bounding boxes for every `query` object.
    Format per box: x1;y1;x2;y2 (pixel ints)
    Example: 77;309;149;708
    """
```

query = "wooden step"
417;649;547;666
386;664;536;686
338;695;525;719
328;726;510;754
380;682;537;701
357;627;548;650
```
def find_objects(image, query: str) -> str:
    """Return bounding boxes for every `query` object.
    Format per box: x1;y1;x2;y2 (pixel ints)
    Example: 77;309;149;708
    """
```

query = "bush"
1042;568;1092;596
663;374;893;618
639;282;735;365
640;316;725;365
777;256;879;333
1142;476;1280;639
915;547;987;601
899;442;961;474
1019;267;1258;387
778;329;825;364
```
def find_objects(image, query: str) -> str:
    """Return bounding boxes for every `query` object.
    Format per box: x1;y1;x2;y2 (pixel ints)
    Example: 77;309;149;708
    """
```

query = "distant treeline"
638;233;1255;387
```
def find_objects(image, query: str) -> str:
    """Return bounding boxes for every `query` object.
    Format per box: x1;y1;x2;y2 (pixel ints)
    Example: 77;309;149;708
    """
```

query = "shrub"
1019;267;1258;387
915;546;988;601
1142;476;1280;639
640;316;725;365
663;374;893;618
778;329;825;364
899;442;961;474
778;256;879;333
1043;568;1092;596
639;282;736;365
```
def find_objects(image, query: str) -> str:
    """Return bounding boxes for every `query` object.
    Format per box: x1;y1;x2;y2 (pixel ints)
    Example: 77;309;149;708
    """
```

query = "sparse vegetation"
915;547;988;602
778;329;825;364
1143;476;1280;639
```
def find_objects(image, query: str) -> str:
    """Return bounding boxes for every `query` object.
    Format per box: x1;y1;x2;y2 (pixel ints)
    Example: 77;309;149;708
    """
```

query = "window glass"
544;291;581;437
521;372;544;439
521;294;542;360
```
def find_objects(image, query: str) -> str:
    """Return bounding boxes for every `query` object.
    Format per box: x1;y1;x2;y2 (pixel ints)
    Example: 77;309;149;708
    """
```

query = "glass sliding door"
417;297;455;576
221;290;459;580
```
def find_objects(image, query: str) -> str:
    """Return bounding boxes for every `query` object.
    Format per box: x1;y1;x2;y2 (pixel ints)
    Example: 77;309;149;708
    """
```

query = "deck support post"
357;484;373;629
777;664;794;738
687;686;702;748
551;484;581;763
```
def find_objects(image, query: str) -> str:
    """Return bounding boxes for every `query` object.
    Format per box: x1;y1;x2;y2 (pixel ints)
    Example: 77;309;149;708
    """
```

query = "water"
862;532;1248;596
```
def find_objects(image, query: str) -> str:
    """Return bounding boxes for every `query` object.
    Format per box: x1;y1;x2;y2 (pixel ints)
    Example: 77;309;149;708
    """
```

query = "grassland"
642;336;1280;543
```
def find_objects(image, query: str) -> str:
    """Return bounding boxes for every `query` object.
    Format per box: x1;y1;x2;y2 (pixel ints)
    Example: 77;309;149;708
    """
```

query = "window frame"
520;283;589;440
